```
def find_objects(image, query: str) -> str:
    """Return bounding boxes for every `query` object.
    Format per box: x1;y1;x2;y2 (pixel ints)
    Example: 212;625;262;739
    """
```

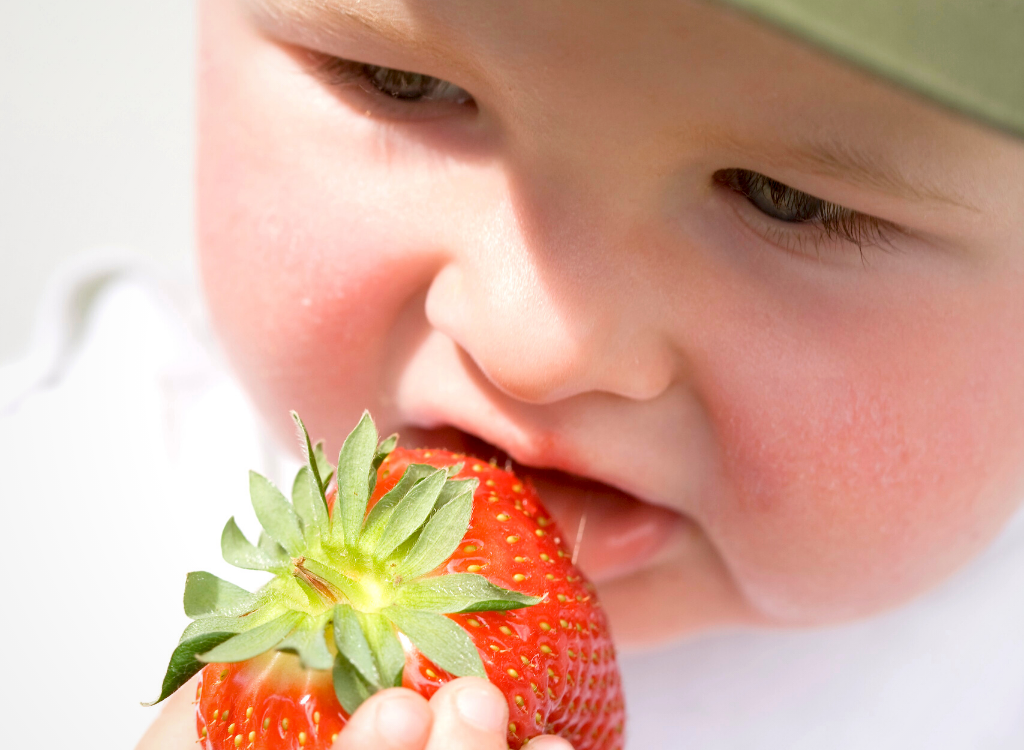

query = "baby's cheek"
198;131;391;438
197;5;443;442
700;282;1024;623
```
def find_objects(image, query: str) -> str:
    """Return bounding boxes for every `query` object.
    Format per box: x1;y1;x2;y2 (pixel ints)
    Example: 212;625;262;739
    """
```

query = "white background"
0;0;195;364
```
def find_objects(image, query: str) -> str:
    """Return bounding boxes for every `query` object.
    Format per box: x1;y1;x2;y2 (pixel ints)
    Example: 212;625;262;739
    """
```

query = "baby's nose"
423;222;675;406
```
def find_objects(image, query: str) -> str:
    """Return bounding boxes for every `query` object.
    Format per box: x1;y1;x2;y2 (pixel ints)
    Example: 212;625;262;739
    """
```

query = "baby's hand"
336;677;574;750
135;676;575;750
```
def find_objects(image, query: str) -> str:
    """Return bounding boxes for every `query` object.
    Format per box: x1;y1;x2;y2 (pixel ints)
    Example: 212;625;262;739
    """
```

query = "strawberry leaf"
394;485;474;579
368;433;398;495
360;463;437;552
312;441;335;487
432;477;477;512
394;573;541;614
292;465;328;548
383;607;486;679
183;572;254;619
375;434;399;466
335;411;379;548
198;611;304;664
291;411;331;501
362;613;406;688
221;517;288;572
278;611;333;670
374;468;448;560
257;531;288;559
333;604;381;687
145;631;236;706
250;471;305;556
181;615;249;642
333;653;374;715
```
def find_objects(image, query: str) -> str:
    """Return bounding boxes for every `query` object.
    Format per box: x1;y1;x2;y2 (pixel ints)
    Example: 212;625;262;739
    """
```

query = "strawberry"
149;411;625;750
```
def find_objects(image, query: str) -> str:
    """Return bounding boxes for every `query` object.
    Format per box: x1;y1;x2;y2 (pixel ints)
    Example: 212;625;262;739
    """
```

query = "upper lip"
399;408;676;515
405;408;578;479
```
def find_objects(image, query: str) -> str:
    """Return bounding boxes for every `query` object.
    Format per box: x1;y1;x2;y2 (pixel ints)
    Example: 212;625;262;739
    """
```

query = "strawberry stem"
292;557;342;605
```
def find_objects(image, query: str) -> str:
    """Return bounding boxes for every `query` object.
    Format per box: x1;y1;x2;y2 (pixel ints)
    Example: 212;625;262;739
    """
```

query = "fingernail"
455;686;507;733
376;695;430;747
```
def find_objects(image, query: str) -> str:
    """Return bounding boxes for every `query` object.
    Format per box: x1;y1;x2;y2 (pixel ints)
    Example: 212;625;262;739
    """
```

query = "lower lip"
401;426;685;584
523;469;684;583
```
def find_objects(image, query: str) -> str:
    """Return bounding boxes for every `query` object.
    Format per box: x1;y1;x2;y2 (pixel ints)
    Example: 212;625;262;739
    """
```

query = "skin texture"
142;0;1024;747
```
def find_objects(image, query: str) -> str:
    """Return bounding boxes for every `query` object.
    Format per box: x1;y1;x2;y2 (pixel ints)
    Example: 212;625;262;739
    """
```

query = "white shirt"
2;259;1022;749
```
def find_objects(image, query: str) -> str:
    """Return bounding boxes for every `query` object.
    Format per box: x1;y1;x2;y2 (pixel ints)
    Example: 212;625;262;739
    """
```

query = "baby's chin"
398;425;754;644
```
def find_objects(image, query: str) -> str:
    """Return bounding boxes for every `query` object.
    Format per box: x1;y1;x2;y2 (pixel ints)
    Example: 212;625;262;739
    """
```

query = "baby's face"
198;0;1024;643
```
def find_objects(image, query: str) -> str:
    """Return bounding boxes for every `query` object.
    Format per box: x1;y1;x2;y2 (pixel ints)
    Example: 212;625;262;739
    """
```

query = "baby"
140;0;1024;747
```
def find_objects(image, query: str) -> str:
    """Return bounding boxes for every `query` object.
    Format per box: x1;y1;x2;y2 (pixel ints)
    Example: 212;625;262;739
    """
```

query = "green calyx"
148;410;541;713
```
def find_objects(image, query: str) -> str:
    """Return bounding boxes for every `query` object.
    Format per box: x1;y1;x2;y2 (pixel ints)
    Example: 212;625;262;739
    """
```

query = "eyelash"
714;168;898;255
314;56;474;111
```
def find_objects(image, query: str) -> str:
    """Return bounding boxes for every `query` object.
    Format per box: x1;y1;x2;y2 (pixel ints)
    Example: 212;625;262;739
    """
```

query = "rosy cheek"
196;10;445;441
697;272;1024;622
198;136;385;431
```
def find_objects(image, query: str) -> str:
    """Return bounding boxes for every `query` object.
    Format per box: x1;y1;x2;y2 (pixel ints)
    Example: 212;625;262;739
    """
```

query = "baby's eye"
718;168;824;223
317;56;473;107
360;64;471;103
715;168;896;252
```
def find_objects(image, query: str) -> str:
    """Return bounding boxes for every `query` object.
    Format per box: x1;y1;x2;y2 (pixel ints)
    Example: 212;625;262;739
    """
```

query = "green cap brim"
715;0;1024;139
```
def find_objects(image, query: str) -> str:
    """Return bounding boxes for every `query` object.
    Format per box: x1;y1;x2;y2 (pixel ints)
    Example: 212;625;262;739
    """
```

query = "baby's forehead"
245;0;871;123
249;0;1023;142
242;0;953;131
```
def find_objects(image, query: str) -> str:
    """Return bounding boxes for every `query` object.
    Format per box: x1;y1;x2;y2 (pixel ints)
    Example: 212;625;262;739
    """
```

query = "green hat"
717;0;1024;138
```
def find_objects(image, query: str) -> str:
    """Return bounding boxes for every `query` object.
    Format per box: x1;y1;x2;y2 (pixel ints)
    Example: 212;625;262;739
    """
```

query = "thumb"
524;738;577;750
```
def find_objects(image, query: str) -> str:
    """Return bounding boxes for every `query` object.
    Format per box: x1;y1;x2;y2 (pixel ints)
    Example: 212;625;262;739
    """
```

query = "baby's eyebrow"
719;134;978;211
245;0;444;59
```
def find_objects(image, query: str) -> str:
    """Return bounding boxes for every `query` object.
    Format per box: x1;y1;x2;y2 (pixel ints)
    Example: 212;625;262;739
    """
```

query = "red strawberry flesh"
198;653;345;750
372;449;625;748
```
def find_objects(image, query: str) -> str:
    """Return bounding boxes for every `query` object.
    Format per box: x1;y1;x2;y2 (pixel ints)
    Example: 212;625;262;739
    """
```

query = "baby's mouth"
399;425;684;584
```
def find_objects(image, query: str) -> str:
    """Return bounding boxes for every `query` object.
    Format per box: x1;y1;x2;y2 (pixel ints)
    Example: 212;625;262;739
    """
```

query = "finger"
332;688;433;750
524;736;576;750
135;675;200;750
424;677;509;750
